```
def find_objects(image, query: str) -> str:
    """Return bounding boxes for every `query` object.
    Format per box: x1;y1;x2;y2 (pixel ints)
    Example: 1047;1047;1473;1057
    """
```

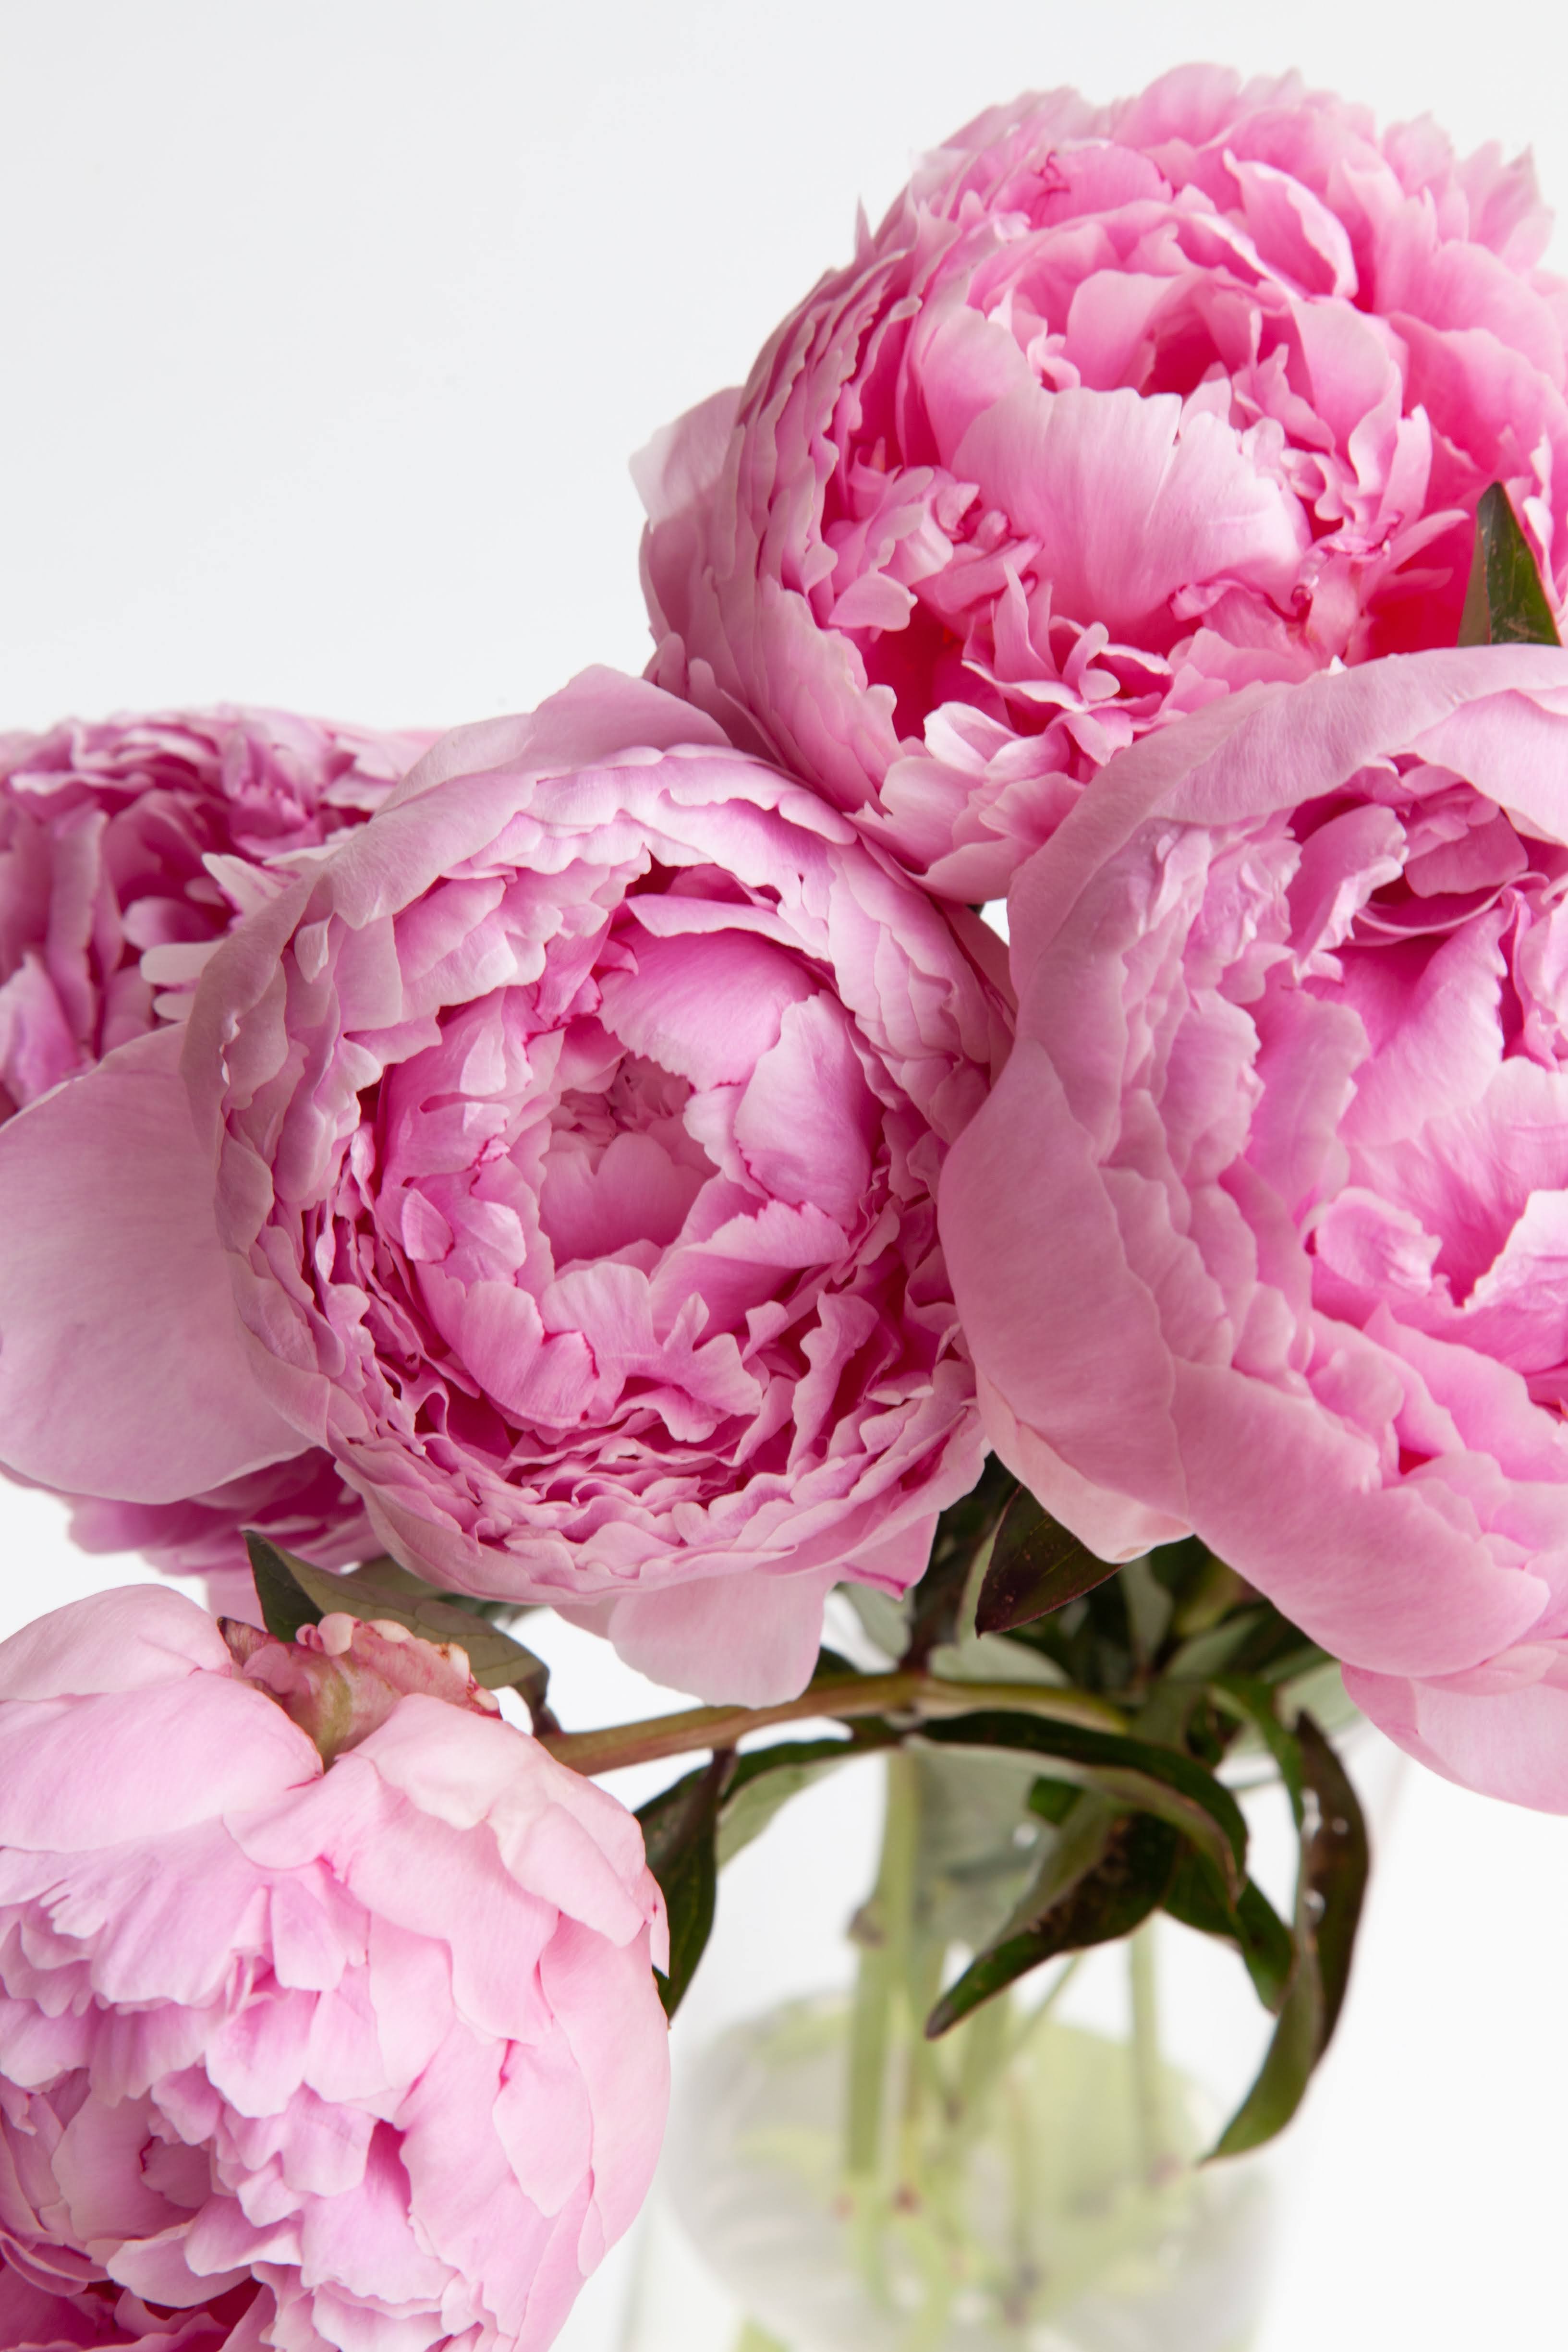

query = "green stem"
845;1750;921;2183
896;1932;946;2197
954;1977;1011;2134
1009;1950;1082;2061
1128;1921;1167;2188
541;1673;1122;1778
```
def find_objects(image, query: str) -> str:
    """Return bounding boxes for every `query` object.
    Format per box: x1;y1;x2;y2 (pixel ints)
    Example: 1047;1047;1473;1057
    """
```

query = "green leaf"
1119;1553;1174;1666
904;1454;1019;1664
1167;1547;1252;1639
909;1744;1057;1952
637;1750;736;2018
810;1646;862;1684
973;1486;1123;1637
244;1532;325;1642
1009;1791;1118;1929
1210;1675;1305;1819
1162;1850;1295;2013
242;1534;552;1715
1028;1777;1083;1826
1458;481;1560;647
922;1711;1248;1902
1208;1942;1322;2162
974;1488;1117;1636
1164;1609;1271;1684
1208;1711;1369;2158
716;1735;875;1866
926;1813;1178;2036
1296;1713;1368;2049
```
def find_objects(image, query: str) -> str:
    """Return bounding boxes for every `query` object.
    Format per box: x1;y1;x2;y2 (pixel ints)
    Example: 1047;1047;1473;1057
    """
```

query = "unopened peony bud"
219;1611;502;1762
0;1585;669;2351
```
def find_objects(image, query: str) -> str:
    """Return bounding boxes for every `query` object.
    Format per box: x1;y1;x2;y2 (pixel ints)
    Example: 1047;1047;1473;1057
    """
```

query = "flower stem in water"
1128;1922;1169;2188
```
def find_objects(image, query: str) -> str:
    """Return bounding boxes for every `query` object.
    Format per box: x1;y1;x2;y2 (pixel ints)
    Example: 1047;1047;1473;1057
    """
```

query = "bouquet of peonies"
2;61;1566;2352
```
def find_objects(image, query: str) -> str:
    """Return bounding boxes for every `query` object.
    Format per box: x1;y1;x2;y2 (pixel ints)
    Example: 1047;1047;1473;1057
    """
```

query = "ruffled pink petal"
0;1029;302;1501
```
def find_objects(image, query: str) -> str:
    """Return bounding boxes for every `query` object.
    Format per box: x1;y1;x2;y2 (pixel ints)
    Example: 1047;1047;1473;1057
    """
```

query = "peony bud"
0;1585;669;2351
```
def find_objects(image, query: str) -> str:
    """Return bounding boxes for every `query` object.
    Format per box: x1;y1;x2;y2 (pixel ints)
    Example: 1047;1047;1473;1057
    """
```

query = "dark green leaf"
1162;1850;1294;2014
1254;1638;1337;1689
637;1750;736;2018
716;1732;895;1865
1458;481;1560;647
1226;1882;1298;2014
1211;1675;1305;1820
1119;1553;1174;1665
1208;1711;1369;2158
904;1455;1019;1664
1166;1545;1252;1636
732;1737;862;1788
1027;1777;1082;1826
811;1647;862;1684
1130;1674;1204;1752
242;1536;553;1716
1297;1713;1368;2048
244;1532;324;1642
1010;1791;1118;1928
923;1711;1247;1901
1165;1610;1271;1684
1208;1602;1330;1689
926;1813;1178;2036
1208;1945;1322;2162
974;1488;1117;1636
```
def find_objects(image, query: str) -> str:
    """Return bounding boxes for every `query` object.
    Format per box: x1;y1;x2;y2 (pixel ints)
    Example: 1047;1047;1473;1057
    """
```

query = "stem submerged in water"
845;1750;921;2184
1128;1922;1169;2188
842;1749;923;2312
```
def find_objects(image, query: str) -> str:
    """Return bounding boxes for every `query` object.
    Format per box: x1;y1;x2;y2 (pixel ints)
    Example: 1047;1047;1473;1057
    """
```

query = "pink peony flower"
63;1457;377;1628
0;1584;669;2352
0;706;431;1115
0;672;1009;1704
0;2269;259;2352
940;645;1568;1810
0;706;432;1596
639;66;1568;901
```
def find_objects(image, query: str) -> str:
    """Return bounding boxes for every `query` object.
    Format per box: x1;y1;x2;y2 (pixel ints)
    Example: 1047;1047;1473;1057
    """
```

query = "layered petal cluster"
941;647;1568;1808
0;706;430;1114
0;672;1009;1704
640;66;1568;900
0;1585;668;2352
0;706;431;1594
63;1456;376;1628
0;2268;258;2352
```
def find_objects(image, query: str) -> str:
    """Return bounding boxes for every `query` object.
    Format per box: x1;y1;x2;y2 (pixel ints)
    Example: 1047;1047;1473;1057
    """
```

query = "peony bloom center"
1297;773;1568;1406
334;887;890;1486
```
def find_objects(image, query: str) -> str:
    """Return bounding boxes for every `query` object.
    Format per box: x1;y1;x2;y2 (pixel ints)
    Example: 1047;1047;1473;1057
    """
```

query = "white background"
2;3;1568;2345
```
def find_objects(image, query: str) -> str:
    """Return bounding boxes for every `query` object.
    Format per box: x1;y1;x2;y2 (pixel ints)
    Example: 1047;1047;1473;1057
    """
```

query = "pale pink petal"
0;1029;302;1501
588;1565;841;1706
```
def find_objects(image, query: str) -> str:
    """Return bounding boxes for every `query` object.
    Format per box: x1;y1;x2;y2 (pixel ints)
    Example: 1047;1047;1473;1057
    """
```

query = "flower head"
0;1584;668;2352
0;706;432;1595
942;645;1568;1808
0;673;1009;1703
0;706;429;1114
640;67;1568;898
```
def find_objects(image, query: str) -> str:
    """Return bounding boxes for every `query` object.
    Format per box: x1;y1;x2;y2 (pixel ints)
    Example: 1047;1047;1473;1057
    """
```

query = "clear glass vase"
612;1737;1318;2352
